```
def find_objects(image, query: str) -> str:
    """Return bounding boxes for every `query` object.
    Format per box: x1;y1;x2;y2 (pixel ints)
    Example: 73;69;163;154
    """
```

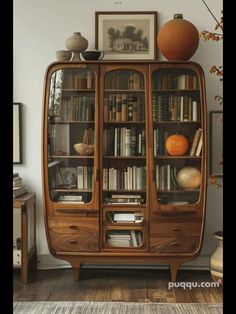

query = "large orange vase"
157;14;199;60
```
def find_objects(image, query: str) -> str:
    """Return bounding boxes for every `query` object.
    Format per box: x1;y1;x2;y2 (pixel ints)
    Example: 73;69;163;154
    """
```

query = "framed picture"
95;11;157;60
209;111;223;177
60;167;77;187
13;103;22;164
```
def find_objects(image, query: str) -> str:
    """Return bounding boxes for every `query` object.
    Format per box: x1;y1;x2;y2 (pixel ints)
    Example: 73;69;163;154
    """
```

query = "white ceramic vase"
210;231;223;284
65;32;88;61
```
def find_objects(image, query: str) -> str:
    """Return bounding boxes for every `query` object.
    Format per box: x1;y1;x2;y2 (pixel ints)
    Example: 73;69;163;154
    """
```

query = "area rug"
13;301;223;313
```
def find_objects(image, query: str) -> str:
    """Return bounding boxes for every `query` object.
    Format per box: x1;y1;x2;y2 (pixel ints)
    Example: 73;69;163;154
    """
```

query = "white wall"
13;0;223;268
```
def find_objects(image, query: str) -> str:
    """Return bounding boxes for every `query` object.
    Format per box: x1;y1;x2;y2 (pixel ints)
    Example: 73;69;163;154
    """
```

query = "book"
195;132;203;156
190;128;202;156
114;213;135;221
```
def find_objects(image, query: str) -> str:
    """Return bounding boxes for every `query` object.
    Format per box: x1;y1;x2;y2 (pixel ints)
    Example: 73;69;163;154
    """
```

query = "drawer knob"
171;242;180;246
69;240;78;244
69;225;78;229
172;228;181;232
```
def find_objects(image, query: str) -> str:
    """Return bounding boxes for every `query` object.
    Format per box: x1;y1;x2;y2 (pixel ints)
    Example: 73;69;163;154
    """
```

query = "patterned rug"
13;301;223;313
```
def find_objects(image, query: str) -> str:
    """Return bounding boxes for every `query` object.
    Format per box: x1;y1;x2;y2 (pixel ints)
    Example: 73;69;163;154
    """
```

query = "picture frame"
13;103;22;164
95;11;157;60
209;111;223;177
60;167;78;187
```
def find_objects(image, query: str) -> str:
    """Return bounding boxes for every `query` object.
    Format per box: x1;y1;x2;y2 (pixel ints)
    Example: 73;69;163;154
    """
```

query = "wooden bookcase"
42;61;207;281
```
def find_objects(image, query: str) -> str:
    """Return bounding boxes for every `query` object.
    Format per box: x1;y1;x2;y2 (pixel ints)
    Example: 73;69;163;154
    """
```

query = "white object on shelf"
13;249;21;267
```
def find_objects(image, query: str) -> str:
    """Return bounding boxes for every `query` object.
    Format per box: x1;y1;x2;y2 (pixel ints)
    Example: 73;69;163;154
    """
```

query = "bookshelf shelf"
42;61;207;282
104;89;145;92
155;156;201;159
103;156;146;160
62;89;96;92
152;89;200;93
51;121;95;124
53;188;93;192
104;121;145;125
51;155;94;159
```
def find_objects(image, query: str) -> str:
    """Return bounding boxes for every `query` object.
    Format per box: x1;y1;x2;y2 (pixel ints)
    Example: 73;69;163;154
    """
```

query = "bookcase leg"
73;267;81;281
170;263;180;282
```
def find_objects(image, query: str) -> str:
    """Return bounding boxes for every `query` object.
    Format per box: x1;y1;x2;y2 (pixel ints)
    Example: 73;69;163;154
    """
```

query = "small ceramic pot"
80;50;104;61
56;50;72;61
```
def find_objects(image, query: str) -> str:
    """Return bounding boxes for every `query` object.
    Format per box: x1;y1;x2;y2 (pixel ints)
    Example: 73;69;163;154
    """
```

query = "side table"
13;193;37;284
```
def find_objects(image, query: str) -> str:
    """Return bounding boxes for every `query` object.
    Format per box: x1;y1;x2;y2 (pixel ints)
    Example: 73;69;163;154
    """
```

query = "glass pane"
152;68;202;206
102;69;146;206
47;68;96;204
105;230;143;247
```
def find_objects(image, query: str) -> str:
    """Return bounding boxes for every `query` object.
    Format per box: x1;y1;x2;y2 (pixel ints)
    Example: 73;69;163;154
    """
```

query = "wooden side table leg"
21;204;28;284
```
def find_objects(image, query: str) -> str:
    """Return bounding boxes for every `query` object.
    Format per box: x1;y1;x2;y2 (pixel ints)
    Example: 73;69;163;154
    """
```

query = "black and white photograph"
209;111;223;177
95;11;157;60
13;103;22;164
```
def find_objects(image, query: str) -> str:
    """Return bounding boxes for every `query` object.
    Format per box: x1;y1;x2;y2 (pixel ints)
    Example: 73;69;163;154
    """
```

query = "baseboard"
37;254;210;270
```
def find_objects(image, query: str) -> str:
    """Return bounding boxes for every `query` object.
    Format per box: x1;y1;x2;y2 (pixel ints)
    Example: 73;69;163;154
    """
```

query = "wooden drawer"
150;222;201;237
48;218;99;252
49;231;99;252
150;237;200;253
48;218;98;233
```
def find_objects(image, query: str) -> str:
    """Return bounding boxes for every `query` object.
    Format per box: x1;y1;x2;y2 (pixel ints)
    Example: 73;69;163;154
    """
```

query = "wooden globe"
177;167;201;189
165;134;189;156
157;14;199;60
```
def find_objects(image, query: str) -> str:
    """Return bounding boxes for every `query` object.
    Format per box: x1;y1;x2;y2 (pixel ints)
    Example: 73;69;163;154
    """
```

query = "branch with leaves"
200;1;223;188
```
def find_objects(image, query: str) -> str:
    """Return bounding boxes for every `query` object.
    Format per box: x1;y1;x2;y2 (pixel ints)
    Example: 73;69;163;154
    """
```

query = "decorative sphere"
165;134;189;156
157;14;199;60
177;167;201;189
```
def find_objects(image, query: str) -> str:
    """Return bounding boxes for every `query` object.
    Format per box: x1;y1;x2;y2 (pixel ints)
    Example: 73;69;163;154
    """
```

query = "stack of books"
13;173;27;198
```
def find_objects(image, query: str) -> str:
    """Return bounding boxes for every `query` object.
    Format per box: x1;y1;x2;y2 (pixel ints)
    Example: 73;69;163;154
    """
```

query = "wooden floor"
13;268;223;303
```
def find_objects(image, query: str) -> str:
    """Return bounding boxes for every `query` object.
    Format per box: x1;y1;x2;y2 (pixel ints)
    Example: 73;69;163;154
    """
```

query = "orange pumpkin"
165;134;189;156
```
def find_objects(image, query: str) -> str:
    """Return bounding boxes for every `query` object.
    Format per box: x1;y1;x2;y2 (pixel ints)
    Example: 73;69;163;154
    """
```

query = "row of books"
153;73;199;90
63;70;94;89
105;71;144;90
106;211;144;223
81;128;94;145
155;164;179;190
13;173;27;198
152;94;199;122
49;124;70;156
57;96;95;122
104;194;145;205
103;127;145;156
106;230;143;247
104;93;145;122
190;128;203;157
49;166;94;190
56;194;85;204
103;166;146;191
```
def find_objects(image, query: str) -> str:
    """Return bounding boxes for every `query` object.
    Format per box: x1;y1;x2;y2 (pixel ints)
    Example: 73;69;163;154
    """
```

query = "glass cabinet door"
47;66;97;205
151;66;203;210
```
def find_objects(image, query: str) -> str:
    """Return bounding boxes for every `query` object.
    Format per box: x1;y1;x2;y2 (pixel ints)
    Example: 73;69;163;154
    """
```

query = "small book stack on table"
13;173;27;198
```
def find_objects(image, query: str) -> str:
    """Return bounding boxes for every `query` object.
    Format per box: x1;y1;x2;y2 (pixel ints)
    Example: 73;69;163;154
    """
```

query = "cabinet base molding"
37;254;209;270
51;254;198;281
